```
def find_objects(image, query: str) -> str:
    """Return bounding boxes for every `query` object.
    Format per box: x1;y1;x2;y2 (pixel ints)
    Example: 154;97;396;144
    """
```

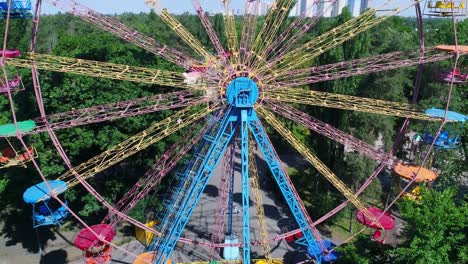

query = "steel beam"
249;111;323;263
152;107;238;263
240;109;250;263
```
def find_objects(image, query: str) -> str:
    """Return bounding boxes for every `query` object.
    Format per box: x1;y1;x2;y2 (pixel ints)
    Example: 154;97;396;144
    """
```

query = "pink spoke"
210;141;234;259
264;0;335;64
192;0;236;77
48;0;197;67
12;91;208;136
102;123;207;226
248;0;297;70
265;48;454;89
263;100;394;165
192;0;226;59
240;0;260;65
271;161;388;242
147;108;229;250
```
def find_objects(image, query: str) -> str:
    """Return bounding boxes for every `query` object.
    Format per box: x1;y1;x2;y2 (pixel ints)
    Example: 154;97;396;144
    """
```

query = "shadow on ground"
283;248;311;264
233;193;254;207
203;184;219;198
40;249;68;264
2;209;58;253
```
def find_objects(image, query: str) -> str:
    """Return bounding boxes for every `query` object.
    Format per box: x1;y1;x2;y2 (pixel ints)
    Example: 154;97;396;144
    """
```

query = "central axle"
226;77;259;107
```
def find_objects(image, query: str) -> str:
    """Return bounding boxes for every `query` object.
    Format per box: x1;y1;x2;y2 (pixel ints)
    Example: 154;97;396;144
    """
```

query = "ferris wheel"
0;0;467;263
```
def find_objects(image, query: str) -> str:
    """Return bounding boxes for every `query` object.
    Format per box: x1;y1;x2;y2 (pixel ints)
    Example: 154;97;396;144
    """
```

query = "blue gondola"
423;130;461;149
0;0;32;19
423;108;466;149
425;108;467;122
307;239;341;262
23;180;69;228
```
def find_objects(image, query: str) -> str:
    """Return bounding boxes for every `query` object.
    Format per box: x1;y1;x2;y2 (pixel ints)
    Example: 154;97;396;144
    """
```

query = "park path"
0;147;335;264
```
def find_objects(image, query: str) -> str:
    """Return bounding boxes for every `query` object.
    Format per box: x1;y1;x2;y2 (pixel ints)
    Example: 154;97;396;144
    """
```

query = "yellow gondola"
425;1;467;17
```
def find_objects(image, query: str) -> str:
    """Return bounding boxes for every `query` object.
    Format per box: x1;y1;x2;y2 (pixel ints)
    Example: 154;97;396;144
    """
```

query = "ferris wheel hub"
225;77;259;107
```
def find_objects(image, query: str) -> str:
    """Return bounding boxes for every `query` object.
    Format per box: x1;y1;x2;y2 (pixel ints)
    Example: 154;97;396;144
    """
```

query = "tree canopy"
0;7;465;260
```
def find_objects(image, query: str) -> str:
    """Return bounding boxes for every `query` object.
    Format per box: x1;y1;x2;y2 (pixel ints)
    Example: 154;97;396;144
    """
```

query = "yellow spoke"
239;0;260;66
260;1;416;78
249;0;295;70
54;104;217;195
267;48;454;86
222;0;240;65
257;107;381;228
265;88;440;121
249;139;272;262
7;53;203;90
263;9;378;76
146;0;217;64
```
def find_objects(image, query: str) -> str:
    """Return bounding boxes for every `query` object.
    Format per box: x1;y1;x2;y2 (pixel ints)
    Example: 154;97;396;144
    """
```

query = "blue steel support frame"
240;109;250;263
153;107;239;263
148;110;227;251
147;77;323;263
227;145;235;238
249;111;323;263
149;110;226;247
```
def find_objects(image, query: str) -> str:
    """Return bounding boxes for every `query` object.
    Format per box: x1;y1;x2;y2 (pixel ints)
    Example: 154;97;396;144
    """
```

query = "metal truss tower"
148;77;323;264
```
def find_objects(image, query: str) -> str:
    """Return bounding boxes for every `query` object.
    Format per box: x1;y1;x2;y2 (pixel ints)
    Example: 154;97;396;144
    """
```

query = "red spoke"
192;0;227;59
263;100;394;165
265;48;454;88
5;91;208;136
103;122;207;226
264;0;336;65
48;0;198;67
240;0;260;65
210;141;234;258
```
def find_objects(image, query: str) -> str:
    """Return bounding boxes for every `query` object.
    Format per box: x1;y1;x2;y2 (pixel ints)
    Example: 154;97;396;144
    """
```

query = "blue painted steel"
146;78;323;263
226;77;259;107
248;111;322;263
425;108;467;122
308;240;340;262
423;131;460;149
31;201;69;228
151;107;238;263
149;110;228;249
240;109;250;263
23;180;69;228
155;159;202;231
227;152;235;239
0;1;32;19
23;180;68;203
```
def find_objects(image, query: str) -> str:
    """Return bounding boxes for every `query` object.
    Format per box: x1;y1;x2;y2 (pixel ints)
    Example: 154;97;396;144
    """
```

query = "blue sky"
42;0;413;16
42;0;247;14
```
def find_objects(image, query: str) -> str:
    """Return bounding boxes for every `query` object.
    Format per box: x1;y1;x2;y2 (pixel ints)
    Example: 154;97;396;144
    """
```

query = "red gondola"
0;49;20;58
436;68;468;84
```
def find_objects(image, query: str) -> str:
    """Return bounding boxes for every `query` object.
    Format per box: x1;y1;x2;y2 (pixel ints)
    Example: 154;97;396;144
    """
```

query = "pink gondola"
0;76;24;94
436;68;468;84
0;49;20;58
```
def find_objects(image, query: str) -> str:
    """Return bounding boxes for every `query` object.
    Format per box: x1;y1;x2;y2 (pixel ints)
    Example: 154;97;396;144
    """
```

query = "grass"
326;209;372;242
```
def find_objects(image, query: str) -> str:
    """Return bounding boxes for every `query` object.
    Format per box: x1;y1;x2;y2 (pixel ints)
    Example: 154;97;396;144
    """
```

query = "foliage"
336;234;393;264
0;8;465;258
336;188;468;264
392;187;467;264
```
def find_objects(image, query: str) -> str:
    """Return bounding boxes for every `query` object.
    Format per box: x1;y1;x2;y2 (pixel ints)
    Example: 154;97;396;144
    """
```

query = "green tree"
336;234;393;264
392;187;467;264
336;188;468;264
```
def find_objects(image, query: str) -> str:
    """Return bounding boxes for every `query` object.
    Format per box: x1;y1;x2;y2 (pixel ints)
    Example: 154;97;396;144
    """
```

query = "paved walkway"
0;148;331;264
